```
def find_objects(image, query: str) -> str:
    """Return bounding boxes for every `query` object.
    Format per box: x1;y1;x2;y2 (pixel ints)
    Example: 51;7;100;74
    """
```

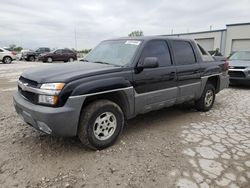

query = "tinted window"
141;40;172;67
197;44;207;55
0;49;3;52
64;49;73;53
173;41;196;65
55;49;63;54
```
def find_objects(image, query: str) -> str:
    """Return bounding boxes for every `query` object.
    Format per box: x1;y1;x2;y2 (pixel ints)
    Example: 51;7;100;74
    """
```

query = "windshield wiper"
93;61;111;65
79;59;89;62
93;61;121;67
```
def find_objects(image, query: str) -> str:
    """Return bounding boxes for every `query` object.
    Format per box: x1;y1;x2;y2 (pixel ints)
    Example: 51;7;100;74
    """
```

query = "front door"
53;49;63;61
133;40;177;114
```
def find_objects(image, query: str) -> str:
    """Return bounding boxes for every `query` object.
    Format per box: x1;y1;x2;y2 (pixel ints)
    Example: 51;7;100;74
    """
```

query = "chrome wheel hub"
205;90;213;107
93;112;117;141
47;58;52;63
5;57;11;63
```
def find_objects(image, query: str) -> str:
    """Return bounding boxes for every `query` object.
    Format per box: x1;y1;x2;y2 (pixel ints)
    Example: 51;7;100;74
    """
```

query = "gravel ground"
0;61;249;188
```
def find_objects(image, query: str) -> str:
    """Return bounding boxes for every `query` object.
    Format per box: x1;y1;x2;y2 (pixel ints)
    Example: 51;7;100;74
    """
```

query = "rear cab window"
141;40;172;67
197;43;214;62
172;40;196;65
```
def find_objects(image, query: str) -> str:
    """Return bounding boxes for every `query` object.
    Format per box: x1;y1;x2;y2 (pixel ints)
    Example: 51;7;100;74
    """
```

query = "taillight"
12;51;17;55
224;60;229;71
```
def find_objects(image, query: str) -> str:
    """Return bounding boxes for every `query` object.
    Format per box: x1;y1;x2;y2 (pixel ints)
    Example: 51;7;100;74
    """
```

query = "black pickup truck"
14;36;229;149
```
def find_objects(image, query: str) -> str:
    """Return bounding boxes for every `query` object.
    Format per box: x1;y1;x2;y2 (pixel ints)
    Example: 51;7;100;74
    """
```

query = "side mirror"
139;57;159;69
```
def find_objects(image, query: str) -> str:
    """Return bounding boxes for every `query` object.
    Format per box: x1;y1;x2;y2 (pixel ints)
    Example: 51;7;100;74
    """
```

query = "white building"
164;22;250;57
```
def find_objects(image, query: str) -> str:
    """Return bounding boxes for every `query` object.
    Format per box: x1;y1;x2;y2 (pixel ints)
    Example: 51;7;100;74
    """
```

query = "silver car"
228;51;250;85
0;47;17;63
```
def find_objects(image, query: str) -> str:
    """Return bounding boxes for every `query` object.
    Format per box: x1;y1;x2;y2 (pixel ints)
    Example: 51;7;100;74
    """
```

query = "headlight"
38;95;58;105
40;83;65;90
38;83;65;105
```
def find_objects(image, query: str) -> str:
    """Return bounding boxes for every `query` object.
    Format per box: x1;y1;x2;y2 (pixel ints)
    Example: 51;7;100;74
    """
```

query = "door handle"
169;72;175;80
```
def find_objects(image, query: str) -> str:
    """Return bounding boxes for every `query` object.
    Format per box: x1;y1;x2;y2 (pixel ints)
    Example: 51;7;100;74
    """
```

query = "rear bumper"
219;74;229;91
13;92;86;136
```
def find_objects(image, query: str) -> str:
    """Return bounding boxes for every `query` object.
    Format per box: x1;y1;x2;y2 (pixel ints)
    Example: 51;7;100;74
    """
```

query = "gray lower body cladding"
13;92;85;136
13;74;229;136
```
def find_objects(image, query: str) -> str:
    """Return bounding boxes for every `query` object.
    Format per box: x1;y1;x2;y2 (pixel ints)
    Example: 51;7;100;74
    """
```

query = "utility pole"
210;25;212;31
74;26;77;51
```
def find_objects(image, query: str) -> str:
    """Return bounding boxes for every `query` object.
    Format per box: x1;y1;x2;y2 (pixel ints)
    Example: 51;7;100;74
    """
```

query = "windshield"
84;40;141;66
229;51;250;61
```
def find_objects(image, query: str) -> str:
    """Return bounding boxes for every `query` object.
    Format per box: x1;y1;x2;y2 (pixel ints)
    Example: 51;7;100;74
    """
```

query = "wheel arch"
81;90;134;120
207;75;220;93
3;55;12;61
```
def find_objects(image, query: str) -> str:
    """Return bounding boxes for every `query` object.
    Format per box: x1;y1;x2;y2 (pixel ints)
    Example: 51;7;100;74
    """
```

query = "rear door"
133;39;177;114
170;40;201;102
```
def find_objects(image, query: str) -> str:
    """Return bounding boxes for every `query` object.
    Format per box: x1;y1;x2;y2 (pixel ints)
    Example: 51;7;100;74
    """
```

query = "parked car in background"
23;47;50;61
0;47;16;63
228;51;250;85
18;49;32;60
38;48;77;63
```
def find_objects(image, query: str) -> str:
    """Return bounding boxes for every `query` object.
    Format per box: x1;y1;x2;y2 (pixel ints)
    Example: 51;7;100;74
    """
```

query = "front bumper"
228;69;250;81
13;92;85;136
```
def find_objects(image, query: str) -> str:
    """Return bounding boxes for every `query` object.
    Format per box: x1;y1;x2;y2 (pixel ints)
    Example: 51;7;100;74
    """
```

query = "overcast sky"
0;0;250;50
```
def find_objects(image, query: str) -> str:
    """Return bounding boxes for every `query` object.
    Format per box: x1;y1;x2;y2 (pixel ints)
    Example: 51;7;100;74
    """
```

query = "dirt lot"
0;61;249;188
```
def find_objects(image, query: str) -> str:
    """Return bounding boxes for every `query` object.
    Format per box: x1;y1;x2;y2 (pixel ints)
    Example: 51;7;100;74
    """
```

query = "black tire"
28;56;35;62
3;56;12;64
68;57;74;62
46;57;53;63
195;83;215;112
78;99;124;150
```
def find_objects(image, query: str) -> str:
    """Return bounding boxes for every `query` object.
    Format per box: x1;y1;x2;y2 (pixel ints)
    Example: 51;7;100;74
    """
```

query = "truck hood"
21;62;123;83
228;60;250;67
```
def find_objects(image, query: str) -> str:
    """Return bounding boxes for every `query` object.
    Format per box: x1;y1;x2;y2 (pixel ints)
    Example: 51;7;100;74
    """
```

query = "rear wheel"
195;83;215;112
68;57;74;62
28;56;35;62
3;56;12;64
78;100;124;150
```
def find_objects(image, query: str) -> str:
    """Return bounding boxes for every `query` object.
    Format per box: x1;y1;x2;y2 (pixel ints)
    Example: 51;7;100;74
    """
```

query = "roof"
107;35;192;41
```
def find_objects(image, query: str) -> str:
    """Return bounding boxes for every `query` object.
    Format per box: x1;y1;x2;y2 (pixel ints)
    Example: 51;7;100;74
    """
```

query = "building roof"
226;22;250;27
162;29;226;36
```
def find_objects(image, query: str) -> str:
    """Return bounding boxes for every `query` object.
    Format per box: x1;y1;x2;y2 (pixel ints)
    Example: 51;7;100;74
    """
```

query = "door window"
141;40;172;67
173;41;196;65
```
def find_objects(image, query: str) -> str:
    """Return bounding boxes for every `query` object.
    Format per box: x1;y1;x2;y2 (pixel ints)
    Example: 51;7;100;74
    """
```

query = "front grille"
228;71;246;78
19;76;38;87
18;86;38;104
230;66;246;69
18;76;38;104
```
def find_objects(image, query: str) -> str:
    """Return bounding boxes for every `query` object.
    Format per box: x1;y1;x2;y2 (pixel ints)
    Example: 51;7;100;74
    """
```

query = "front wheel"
78;100;124;150
195;84;215;112
47;57;53;63
28;56;35;62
